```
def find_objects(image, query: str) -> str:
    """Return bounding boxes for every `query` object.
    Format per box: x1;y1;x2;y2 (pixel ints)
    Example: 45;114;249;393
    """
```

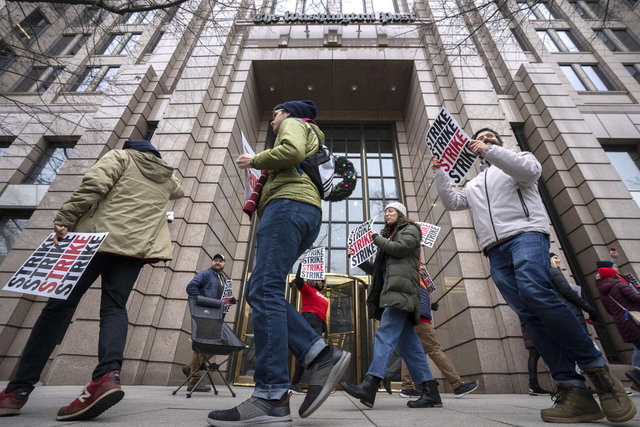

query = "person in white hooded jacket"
432;128;635;424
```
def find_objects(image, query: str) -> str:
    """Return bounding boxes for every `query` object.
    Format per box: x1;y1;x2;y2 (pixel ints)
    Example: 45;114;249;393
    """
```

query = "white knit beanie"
384;202;407;217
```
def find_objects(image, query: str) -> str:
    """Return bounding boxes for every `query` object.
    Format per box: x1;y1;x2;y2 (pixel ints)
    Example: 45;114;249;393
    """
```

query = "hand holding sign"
301;247;326;281
348;219;377;267
425;107;476;185
3;232;107;300
417;222;441;248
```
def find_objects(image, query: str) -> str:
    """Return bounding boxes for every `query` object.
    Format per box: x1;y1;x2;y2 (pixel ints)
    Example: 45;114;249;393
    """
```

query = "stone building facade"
0;0;639;393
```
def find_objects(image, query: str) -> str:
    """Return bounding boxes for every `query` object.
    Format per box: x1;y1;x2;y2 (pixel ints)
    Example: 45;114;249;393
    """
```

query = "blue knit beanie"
278;100;317;120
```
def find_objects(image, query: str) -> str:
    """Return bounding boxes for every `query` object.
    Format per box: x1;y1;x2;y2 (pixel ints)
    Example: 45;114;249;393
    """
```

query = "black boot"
342;375;381;408
407;380;442;408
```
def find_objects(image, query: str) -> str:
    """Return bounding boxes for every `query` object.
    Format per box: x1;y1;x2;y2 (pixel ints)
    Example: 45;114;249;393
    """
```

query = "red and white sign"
425;107;476;185
301;247;325;280
422;268;436;294
417;222;441;248
348;219;377;267
242;131;261;201
3;232;107;300
221;278;234;313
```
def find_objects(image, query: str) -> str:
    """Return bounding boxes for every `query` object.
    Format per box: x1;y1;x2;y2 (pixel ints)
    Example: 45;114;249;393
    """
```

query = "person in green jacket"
343;202;441;409
0;140;182;422
208;100;351;426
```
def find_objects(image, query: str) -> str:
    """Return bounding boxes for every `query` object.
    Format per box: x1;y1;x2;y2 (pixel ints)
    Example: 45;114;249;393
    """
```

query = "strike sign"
242;131;261;201
348;219;377;267
422;268;436;294
221;278;234;313
417;222;441;248
301;247;325;280
425;107;476;185
3;232;107;300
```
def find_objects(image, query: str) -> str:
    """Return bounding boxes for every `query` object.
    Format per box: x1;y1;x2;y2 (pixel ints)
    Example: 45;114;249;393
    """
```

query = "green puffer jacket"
251;118;323;217
357;222;422;324
54;149;183;261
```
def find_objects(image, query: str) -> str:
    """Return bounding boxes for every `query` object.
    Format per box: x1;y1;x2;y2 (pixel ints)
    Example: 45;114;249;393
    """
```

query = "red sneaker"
0;387;29;416
56;370;124;421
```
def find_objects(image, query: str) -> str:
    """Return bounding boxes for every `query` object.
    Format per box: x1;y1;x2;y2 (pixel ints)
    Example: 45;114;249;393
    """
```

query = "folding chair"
172;296;245;398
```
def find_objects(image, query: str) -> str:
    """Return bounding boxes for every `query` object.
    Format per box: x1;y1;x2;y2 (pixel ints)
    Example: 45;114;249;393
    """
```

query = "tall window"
47;34;88;56
571;0;618;19
12;67;63;93
0;139;12;157
22;142;75;185
595;29;640;52
0;212;32;264
119;10;156;24
98;33;141;55
625;64;640;84
71;7;110;26
14;8;50;43
537;29;584;52
0;41;16;75
69;66;119;92
518;1;559;20
560;64;617;91
312;124;400;275
604;147;640;206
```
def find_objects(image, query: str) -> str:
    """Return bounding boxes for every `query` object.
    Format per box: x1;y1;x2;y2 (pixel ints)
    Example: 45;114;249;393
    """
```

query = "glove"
230;297;237;305
431;302;439;311
588;311;600;324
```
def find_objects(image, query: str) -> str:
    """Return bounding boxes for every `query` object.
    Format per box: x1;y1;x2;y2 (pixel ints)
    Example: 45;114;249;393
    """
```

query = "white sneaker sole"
207;414;293;426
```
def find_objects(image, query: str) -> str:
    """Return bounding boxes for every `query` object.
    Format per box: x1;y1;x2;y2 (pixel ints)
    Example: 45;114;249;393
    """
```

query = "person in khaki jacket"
0;140;182;422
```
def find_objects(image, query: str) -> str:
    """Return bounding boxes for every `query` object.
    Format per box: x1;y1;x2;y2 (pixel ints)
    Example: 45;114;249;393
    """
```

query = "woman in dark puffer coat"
595;261;640;389
342;202;439;409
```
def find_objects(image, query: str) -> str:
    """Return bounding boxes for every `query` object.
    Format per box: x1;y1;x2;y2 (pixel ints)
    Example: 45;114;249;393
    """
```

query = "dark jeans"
8;254;143;392
291;312;326;385
246;199;325;400
488;232;603;387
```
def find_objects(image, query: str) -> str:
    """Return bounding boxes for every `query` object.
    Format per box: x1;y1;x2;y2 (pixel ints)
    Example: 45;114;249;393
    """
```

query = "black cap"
550;252;557;258
596;260;614;269
213;253;226;261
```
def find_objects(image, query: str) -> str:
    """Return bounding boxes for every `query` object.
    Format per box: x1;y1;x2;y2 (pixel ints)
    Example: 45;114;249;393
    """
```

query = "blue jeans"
367;307;433;385
488;232;604;387
246;199;326;400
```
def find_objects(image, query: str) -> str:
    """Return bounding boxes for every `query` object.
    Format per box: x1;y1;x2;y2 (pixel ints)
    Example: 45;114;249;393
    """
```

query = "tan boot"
540;384;604;423
584;366;637;423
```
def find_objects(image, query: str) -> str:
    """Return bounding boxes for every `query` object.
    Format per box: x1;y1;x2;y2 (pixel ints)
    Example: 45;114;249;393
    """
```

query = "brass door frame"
232;273;368;386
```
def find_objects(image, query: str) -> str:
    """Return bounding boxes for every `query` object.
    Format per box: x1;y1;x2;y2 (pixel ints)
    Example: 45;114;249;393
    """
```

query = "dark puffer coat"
356;222;421;325
596;267;640;342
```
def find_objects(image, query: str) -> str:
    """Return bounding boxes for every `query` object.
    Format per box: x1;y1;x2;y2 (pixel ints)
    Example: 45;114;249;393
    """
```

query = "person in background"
290;260;329;394
0;140;183;421
343;203;441;409
595;260;640;391
183;253;236;392
549;253;600;332
520;326;551;396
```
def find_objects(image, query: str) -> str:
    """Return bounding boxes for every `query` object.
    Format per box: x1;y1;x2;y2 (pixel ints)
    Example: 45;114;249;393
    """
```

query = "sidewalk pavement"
1;382;639;426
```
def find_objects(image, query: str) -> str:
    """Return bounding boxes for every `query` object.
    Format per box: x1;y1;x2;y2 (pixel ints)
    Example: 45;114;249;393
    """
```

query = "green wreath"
326;156;357;202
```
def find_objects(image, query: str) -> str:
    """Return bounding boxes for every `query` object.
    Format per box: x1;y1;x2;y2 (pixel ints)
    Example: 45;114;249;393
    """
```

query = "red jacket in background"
596;267;640;342
298;283;328;323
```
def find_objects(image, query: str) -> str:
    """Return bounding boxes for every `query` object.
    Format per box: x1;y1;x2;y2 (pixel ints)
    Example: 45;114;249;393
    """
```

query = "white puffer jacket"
434;144;550;252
